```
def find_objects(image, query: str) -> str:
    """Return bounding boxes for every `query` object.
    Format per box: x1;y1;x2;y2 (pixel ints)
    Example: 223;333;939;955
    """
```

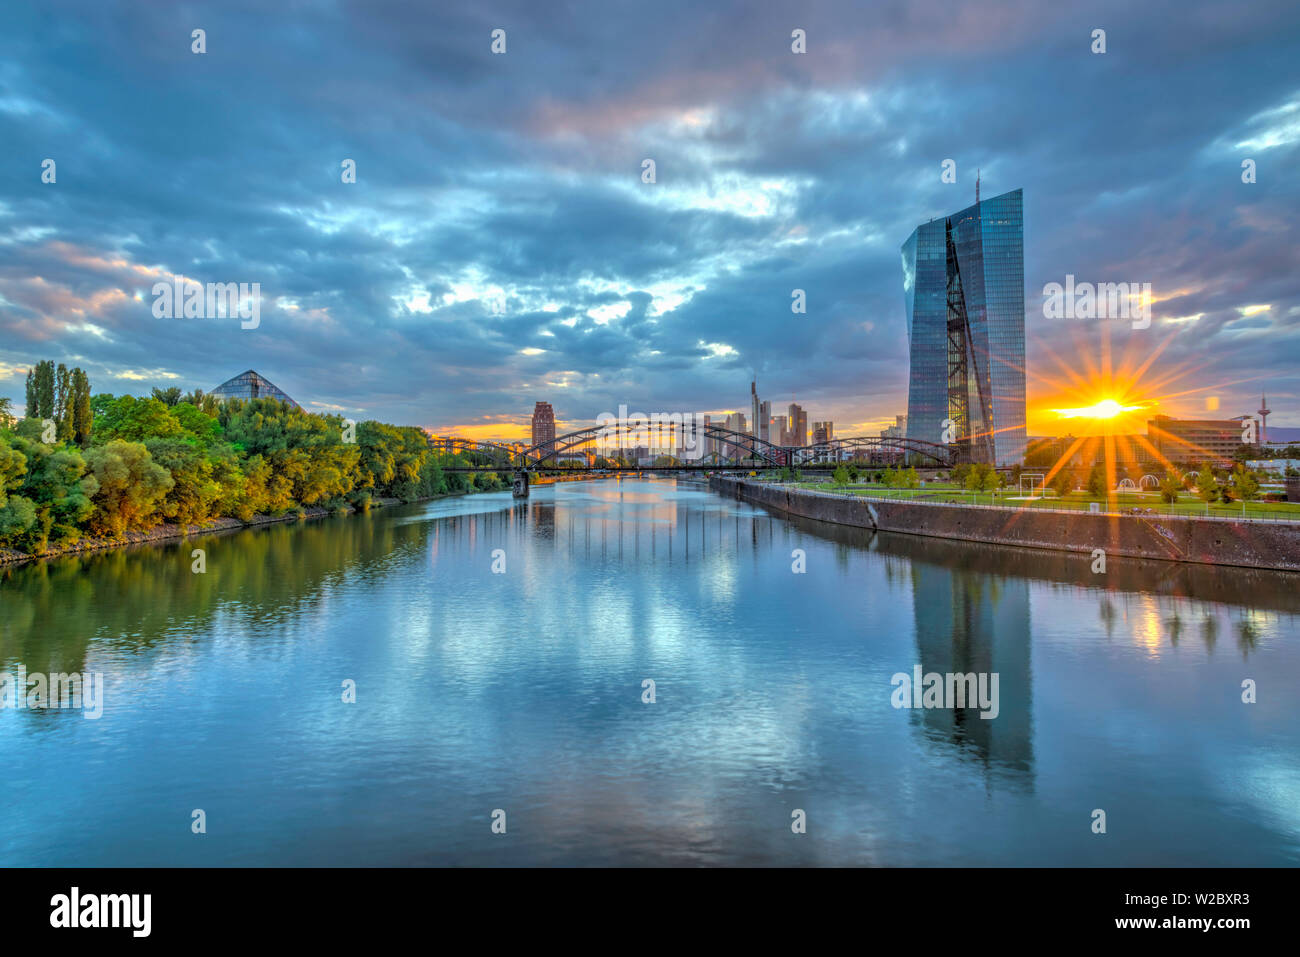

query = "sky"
2;0;1298;442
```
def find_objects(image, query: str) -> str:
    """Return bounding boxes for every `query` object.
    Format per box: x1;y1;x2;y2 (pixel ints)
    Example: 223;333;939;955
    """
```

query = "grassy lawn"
790;481;1300;520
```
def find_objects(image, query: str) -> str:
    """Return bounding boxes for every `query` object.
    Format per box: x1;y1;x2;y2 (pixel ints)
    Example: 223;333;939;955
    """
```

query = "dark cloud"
1;0;1298;436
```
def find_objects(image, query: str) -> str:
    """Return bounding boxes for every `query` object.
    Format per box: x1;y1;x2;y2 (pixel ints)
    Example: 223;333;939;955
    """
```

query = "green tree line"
1;366;501;555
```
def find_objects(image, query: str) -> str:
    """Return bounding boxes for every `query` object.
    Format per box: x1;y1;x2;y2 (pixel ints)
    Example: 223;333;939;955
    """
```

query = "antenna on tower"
976;168;980;205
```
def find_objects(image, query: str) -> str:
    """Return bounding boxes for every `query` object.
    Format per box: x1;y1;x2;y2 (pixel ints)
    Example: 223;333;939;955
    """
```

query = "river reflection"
2;477;1297;865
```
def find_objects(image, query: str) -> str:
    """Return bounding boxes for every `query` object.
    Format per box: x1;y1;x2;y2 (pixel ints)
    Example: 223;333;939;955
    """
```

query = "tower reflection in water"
910;564;1033;780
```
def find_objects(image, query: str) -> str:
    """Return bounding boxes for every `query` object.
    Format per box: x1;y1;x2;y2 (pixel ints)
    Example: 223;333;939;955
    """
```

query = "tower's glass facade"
900;188;1026;466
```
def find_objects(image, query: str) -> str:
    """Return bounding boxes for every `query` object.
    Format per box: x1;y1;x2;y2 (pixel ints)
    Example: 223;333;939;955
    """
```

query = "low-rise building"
1147;415;1243;467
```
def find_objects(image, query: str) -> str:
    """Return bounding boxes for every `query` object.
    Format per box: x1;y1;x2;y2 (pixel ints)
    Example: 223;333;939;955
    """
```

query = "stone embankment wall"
710;477;1300;572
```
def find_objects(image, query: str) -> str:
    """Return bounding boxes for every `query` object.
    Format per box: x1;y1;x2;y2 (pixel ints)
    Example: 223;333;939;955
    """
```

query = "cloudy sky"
2;0;1298;441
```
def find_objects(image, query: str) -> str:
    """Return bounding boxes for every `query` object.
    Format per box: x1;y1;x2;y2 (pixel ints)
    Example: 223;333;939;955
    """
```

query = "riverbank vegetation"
0;365;503;555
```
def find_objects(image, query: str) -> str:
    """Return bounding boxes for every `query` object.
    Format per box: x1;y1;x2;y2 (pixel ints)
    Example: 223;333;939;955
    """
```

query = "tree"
1159;471;1182;504
145;438;222;527
180;388;214;410
33;360;55;420
356;420;428;500
0;397;15;429
3;434;98;551
418;454;446;498
1195;463;1217;504
25;367;37;419
151;386;183;407
169;401;223;445
964;463;998;493
71;368;93;446
93;395;186;443
1085;463;1107;498
1048;469;1073;498
218;452;284;520
1233;464;1260;502
85;440;174;536
55;363;74;442
1;384;500;550
831;464;850;486
0;438;36;547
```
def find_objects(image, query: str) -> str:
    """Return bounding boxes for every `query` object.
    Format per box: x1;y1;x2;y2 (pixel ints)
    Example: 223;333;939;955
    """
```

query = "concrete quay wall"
709;477;1300;572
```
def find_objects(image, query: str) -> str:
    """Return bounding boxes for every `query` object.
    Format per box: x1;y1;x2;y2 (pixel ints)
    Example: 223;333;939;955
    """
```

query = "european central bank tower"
901;187;1026;466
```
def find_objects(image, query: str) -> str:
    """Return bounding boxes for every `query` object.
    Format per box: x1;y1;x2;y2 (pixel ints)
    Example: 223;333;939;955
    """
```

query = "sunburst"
1009;325;1265;499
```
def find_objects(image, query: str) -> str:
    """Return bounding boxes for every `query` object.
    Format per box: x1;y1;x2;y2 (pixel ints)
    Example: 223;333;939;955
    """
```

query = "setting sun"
1052;398;1142;419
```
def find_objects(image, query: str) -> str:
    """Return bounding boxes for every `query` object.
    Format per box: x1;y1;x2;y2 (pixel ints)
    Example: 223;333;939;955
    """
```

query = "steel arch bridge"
432;423;955;470
786;436;955;467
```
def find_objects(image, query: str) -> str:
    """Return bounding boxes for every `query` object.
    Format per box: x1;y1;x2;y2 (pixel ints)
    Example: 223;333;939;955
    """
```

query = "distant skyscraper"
881;414;908;463
901;187;1026;465
787;403;807;447
751;382;760;439
759;399;772;443
531;401;556;456
812;420;833;443
881;414;907;439
772;414;789;446
726;411;747;459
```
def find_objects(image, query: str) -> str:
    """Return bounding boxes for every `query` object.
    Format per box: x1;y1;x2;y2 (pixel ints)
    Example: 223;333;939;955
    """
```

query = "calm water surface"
2;477;1298;865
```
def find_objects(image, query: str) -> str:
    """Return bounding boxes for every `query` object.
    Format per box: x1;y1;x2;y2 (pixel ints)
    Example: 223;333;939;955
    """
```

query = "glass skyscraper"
900;188;1026;466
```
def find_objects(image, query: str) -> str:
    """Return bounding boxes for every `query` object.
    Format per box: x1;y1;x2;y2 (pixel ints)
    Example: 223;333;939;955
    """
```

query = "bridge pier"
512;470;530;499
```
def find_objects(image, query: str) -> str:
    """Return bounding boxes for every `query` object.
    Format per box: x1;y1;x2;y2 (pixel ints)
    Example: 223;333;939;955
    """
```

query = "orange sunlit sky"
434;324;1274;444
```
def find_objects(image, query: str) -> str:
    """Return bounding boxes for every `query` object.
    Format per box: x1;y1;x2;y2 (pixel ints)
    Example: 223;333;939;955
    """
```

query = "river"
2;477;1297;865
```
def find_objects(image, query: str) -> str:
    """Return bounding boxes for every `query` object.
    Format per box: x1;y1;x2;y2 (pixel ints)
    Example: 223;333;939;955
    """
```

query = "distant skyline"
2;1;1298;441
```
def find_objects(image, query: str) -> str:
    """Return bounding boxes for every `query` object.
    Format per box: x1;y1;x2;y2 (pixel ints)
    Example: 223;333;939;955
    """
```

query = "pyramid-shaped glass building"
209;370;300;409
